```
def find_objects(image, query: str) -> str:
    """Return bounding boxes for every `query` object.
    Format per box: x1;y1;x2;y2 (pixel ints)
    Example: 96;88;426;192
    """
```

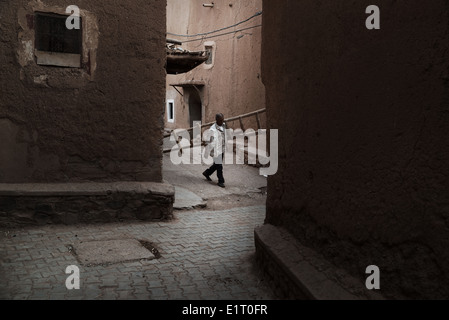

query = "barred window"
205;46;213;65
35;12;82;54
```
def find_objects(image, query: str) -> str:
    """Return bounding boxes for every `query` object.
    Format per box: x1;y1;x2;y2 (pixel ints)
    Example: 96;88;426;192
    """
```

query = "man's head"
216;113;224;126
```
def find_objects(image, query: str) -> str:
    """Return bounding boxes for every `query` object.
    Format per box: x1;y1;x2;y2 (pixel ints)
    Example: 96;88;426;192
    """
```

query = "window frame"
34;11;83;68
203;41;216;70
205;46;213;65
167;99;175;123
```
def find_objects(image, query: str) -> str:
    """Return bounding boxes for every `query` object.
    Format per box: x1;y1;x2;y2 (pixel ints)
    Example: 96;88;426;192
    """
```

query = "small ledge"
254;224;385;300
0;182;175;197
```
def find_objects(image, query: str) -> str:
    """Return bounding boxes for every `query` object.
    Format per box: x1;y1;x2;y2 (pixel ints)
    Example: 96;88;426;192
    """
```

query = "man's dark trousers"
205;158;225;184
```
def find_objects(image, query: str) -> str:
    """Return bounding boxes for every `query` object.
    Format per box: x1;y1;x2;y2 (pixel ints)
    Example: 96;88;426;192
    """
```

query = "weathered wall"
262;0;449;299
0;0;166;183
166;0;266;131
0;182;174;227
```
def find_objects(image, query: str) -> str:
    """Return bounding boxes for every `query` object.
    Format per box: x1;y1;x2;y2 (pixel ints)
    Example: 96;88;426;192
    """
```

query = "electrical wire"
181;24;262;43
167;11;262;38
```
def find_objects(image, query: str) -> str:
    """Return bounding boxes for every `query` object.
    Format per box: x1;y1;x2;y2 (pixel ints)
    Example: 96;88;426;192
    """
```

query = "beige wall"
166;0;266;131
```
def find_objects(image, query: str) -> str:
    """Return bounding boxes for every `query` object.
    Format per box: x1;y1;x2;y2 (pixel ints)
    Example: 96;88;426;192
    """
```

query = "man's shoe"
203;172;212;181
218;183;225;188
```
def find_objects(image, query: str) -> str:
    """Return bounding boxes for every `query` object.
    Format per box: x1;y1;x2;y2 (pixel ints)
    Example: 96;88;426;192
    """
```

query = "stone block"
254;224;385;300
0;182;174;227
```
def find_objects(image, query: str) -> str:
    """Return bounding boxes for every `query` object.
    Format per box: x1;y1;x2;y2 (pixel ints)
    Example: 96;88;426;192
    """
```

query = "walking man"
203;113;227;188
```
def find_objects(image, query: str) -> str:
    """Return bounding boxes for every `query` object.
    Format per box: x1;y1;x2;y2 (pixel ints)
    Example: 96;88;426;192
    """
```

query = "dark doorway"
188;89;202;128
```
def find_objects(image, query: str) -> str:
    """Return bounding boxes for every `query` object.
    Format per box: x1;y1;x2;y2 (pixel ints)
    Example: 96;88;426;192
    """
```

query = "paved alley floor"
163;149;268;210
0;153;276;300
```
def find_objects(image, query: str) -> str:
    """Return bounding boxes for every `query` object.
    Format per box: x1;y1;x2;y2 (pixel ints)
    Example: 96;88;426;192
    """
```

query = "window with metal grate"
35;12;82;54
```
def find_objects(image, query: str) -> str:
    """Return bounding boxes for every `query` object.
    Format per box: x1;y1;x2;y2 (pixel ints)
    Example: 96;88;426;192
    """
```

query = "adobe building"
165;0;266;132
0;0;174;226
256;0;449;299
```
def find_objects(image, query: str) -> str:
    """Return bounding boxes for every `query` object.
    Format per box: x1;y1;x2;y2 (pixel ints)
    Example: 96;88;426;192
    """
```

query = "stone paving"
0;205;278;300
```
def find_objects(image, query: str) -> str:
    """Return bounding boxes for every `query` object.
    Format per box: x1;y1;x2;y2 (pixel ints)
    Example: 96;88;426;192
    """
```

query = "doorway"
188;89;202;129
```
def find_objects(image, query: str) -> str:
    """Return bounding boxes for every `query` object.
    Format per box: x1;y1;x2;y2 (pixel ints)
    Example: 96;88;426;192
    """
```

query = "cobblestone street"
0;204;277;300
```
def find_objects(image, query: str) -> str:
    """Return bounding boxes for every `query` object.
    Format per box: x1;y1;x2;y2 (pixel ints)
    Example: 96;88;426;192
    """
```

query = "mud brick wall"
0;0;166;183
262;0;449;299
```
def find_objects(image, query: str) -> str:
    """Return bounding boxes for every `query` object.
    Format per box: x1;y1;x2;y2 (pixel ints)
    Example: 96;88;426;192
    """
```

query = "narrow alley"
0;153;276;300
